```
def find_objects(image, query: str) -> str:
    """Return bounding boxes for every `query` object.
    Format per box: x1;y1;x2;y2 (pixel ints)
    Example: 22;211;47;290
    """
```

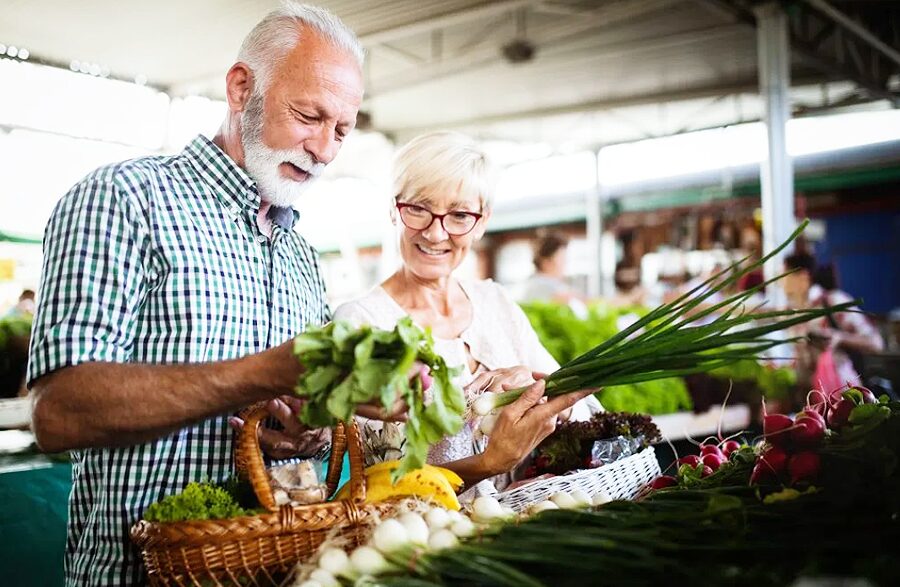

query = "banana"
330;460;463;510
364;468;461;511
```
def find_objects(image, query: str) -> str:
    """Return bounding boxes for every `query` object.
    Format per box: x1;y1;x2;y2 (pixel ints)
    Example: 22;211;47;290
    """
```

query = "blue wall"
815;211;900;315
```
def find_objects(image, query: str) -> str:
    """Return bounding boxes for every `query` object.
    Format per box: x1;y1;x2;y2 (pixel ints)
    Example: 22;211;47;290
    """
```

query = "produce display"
291;388;899;586
528;411;660;476
478;222;852;417
292;316;464;480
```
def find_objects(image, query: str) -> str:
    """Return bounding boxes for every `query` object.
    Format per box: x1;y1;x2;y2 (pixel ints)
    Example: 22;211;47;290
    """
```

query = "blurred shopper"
784;253;884;397
334;132;599;493
26;5;406;585
4;288;35;317
522;232;589;318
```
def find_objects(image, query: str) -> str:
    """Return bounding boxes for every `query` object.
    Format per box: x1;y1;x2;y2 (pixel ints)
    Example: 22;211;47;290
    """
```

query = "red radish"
758;445;788;475
677;455;701;468
788;451;821;485
700;444;724;459
701;453;726;472
858;387;877;404
807;390;828;418
700;465;714;478
791;410;826;447
750;462;775;485
721;440;741;458
763;413;794;447
827;397;855;429
649;475;677;489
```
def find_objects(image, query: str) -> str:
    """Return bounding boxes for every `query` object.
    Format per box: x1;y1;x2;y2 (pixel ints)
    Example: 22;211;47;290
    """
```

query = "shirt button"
229;206;239;217
256;235;267;243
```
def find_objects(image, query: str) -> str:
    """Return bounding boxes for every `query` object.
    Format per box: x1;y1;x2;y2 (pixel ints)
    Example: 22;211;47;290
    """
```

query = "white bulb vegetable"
592;491;613;506
570;490;592;508
479;413;498;436
350;545;390;576
427;528;459;551
372;518;409;554
308;569;339;587
550;492;579;509
398;512;429;545
445;509;465;525
450;517;475;538
296;581;322;587
318;547;351;577
530;500;559;514
473;393;498;416
471;496;505;522
424;507;450;530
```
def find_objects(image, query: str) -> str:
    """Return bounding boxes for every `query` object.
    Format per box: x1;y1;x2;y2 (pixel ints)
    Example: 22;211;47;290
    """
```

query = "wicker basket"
131;405;394;586
496;446;661;512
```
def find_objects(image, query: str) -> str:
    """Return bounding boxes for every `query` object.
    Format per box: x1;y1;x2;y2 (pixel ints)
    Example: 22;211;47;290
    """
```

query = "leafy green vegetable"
144;481;251;522
292;317;463;481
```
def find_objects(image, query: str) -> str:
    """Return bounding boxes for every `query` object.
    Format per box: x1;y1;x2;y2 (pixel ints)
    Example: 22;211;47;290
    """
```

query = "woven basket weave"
496;446;660;512
131;405;394;586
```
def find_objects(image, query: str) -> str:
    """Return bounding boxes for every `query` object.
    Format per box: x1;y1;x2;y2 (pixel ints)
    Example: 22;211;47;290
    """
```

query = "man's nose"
304;127;341;166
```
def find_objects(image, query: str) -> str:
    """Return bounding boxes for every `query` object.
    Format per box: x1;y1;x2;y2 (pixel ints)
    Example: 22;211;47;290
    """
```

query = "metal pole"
755;2;795;303
586;150;604;298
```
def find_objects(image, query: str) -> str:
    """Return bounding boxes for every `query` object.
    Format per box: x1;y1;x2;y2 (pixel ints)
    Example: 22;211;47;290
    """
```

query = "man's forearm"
31;341;300;452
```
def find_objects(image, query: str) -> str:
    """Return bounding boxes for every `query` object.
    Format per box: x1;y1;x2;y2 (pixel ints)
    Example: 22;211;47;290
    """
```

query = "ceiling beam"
378;74;831;135
356;0;536;46
802;0;900;67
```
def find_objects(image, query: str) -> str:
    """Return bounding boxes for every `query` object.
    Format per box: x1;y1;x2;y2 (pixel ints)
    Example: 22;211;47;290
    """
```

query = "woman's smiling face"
395;189;488;282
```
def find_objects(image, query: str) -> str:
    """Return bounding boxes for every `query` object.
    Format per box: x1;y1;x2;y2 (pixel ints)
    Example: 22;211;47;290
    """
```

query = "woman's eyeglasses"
395;199;483;236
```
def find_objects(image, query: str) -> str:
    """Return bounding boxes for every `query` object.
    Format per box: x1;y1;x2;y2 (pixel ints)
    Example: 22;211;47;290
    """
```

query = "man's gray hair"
237;2;365;94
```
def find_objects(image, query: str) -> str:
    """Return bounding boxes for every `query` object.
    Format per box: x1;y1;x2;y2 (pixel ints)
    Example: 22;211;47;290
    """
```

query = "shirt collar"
183;135;261;214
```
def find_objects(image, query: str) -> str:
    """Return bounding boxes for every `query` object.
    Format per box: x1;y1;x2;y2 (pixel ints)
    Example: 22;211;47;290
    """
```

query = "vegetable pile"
477;221;855;415
529;411;661;476
292;317;464;480
308;392;900;586
143;480;253;523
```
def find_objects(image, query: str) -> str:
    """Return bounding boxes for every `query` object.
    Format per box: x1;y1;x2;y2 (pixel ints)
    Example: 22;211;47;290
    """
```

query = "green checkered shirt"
27;136;330;586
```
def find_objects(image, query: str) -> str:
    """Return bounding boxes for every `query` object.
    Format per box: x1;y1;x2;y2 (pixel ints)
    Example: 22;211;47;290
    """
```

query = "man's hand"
229;396;331;460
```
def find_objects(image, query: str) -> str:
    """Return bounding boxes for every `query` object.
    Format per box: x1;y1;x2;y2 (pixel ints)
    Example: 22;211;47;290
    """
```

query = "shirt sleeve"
27;176;148;386
829;291;885;352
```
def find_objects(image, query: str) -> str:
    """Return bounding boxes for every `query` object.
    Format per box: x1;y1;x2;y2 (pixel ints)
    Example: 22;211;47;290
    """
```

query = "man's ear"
225;62;255;114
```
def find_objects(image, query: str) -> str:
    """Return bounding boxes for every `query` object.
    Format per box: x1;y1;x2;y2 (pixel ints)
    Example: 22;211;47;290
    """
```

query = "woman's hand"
465;366;535;394
480;379;592;476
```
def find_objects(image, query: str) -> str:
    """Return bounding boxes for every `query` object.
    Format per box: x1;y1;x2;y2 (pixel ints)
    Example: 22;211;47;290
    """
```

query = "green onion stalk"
474;220;857;417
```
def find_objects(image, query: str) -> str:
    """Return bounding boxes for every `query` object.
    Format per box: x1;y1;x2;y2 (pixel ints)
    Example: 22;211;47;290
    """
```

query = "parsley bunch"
292;317;464;480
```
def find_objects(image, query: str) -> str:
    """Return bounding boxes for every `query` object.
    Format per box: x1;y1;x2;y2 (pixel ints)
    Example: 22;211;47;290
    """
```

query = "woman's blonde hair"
392;131;496;210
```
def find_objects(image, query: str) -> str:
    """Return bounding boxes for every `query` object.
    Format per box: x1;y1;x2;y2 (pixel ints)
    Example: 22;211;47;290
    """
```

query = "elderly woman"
334;131;600;493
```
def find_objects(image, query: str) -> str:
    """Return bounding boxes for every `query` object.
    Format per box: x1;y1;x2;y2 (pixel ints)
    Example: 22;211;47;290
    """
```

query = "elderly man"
26;4;386;585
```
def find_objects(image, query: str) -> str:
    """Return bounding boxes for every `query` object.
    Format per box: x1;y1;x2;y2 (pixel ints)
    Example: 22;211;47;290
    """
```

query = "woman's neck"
384;269;458;316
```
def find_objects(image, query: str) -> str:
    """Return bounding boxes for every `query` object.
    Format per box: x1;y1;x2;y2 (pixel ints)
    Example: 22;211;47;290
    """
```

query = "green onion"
474;220;857;416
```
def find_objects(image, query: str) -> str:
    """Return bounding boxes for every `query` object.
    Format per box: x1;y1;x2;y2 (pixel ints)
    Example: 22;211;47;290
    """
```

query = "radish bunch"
751;386;877;488
649;438;744;490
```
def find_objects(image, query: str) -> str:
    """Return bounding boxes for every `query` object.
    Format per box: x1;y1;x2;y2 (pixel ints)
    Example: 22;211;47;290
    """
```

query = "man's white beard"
240;91;325;208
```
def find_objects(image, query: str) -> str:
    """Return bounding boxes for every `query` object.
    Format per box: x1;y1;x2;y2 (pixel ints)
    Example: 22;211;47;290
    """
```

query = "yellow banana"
364;468;461;511
363;461;464;493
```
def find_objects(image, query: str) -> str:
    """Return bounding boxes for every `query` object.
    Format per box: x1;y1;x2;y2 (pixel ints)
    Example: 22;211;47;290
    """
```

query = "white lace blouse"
332;279;601;480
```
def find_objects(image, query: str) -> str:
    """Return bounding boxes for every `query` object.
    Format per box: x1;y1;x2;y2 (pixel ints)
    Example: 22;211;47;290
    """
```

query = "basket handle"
234;403;367;512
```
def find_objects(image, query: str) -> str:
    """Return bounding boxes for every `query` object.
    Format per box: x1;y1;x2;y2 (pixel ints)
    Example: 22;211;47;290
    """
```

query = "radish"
721;440;741;458
858;387;877;404
677;455;701;468
750;462;774;485
807;389;828;418
418;365;433;391
649;475;677;489
827;397;855;429
791;410;826;447
700;444;724;459
701;453;726;472
758;445;788;475
700;465;714;478
788;451;821;485
763;413;794;447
